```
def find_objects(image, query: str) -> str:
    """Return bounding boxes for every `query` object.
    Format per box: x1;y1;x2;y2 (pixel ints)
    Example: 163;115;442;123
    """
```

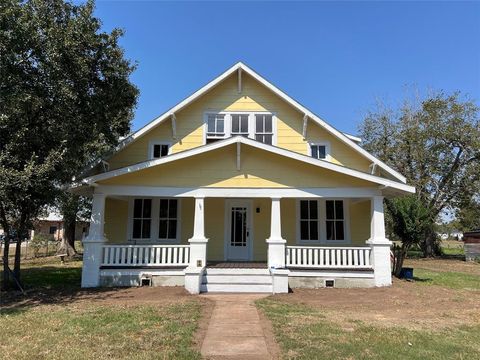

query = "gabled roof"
108;62;406;183
83;136;415;194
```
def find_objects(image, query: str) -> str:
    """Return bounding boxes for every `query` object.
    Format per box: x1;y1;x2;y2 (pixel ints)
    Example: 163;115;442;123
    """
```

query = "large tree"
359;92;480;257
0;0;138;289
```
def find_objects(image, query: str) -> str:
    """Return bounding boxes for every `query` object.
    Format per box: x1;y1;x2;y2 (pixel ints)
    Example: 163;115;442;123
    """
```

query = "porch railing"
101;245;190;267
286;246;372;269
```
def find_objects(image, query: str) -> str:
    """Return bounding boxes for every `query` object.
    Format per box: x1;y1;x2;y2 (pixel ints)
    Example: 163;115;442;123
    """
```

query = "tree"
387;195;433;277
456;196;480;231
359;92;480;257
0;0;138;290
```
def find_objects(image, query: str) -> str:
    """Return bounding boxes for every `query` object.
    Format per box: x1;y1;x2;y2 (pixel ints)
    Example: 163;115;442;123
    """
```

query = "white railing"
286;246;372;269
101;245;190;267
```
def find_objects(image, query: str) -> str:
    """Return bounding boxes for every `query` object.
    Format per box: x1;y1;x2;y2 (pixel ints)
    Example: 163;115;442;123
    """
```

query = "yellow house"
77;62;415;293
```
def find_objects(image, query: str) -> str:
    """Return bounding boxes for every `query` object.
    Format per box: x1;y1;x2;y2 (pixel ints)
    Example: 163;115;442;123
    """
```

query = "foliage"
386;195;434;276
0;0;138;289
456;196;480;231
30;233;54;258
359;91;480;256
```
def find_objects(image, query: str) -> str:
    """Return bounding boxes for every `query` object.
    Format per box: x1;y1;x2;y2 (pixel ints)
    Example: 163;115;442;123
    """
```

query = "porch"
82;187;392;293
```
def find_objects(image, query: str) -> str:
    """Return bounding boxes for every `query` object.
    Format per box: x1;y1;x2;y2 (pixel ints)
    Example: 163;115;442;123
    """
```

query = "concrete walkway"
200;293;277;360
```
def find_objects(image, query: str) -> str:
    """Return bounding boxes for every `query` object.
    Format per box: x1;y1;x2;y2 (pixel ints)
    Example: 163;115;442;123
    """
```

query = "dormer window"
255;114;273;145
206;114;225;143
150;142;170;159
309;142;330;160
231;114;249;137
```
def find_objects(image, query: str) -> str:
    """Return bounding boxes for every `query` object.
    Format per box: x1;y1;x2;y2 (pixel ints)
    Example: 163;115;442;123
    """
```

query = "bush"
30;234;55;258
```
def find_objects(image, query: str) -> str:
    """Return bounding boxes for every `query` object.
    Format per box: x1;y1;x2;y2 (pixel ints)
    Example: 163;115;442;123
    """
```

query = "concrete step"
204;268;270;275
202;274;272;284
200;283;273;293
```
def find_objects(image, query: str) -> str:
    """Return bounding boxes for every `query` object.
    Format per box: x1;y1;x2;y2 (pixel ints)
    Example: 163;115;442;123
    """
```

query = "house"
30;212;89;242
463;230;480;261
75;62;415;293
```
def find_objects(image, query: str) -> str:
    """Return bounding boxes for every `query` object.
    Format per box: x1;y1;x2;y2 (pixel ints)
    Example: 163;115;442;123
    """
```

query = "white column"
81;192;106;288
185;197;208;294
266;197;287;269
366;195;392;287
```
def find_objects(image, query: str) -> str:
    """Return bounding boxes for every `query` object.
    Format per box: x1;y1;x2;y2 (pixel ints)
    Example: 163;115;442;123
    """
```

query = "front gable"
104;63;398;182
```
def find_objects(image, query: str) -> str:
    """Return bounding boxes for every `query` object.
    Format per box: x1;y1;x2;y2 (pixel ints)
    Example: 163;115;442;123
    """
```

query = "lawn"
0;257;204;360
257;257;480;360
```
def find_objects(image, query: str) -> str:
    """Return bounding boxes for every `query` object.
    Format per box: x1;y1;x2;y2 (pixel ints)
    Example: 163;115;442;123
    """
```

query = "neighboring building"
75;62;415;293
31;212;89;242
463;230;480;261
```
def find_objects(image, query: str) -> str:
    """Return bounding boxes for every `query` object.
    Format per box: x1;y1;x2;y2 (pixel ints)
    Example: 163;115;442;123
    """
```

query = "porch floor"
207;261;268;269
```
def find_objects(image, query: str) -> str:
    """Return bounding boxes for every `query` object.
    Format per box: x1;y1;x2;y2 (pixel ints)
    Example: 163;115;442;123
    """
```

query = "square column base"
184;267;205;294
81;239;105;288
266;237;287;269
366;238;392;287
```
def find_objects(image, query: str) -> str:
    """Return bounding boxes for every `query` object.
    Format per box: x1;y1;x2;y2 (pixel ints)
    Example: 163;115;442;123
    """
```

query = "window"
49;226;57;235
310;144;327;160
206;114;225;143
152;144;169;159
158;199;178;240
326;200;345;240
299;200;319;241
231;114;249;137
132;199;152;239
255;114;273;145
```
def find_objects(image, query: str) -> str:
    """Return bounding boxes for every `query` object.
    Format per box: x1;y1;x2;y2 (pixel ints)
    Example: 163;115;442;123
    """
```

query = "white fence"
101;245;190;267
286;246;372;269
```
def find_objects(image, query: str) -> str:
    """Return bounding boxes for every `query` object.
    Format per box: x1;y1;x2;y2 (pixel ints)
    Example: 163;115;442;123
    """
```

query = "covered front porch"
81;186;392;293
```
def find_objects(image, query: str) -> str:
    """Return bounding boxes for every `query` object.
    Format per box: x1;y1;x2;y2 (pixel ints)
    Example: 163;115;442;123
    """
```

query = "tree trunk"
2;236;10;290
57;212;77;257
393;246;407;278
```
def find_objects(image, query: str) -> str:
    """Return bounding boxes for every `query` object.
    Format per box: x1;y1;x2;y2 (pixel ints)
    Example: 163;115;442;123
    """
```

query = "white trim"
308;141;331;162
343;133;362;143
148;140;172;160
224;199;254;261
104;62;405;183
96;185;384;199
84;137;415;194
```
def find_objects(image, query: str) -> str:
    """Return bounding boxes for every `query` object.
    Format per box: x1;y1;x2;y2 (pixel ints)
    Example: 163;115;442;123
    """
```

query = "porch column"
81;192;106;288
366;195;392;287
185;196;208;294
266;197;287;269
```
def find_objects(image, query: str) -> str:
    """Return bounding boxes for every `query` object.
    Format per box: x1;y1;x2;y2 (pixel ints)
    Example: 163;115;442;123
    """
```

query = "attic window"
309;142;330;160
206;114;225;143
151;143;169;159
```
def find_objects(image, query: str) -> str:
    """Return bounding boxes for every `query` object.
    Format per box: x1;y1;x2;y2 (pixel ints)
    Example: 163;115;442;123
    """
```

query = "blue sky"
93;1;480;135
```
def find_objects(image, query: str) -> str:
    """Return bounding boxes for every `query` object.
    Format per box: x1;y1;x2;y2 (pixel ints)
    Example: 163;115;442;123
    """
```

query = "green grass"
0;302;202;360
257;299;480;360
413;268;480;290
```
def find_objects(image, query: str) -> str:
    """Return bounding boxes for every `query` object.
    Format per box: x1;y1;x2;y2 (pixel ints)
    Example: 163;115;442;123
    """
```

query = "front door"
226;200;252;261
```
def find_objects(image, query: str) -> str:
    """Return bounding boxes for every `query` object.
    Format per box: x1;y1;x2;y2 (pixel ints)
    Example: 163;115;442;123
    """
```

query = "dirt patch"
405;258;480;275
258;303;282;360
270;280;480;330
193;295;215;352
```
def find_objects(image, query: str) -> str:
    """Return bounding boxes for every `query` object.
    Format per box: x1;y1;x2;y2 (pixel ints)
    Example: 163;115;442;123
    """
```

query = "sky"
92;1;480;135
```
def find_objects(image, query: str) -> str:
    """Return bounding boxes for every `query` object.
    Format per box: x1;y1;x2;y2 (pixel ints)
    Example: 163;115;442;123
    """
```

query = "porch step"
201;268;273;293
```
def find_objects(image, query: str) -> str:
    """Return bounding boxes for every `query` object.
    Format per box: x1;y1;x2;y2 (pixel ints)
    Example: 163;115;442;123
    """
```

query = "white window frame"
254;113;275;145
296;198;350;245
127;198;181;244
148;140;172;160
203;111;277;145
308;141;331;161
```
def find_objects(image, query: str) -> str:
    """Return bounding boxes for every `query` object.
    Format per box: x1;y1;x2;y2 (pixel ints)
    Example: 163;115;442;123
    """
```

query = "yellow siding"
281;199;297;246
205;198;225;260
107;72;372;174
99;144;375;189
104;198;128;243
349;200;371;245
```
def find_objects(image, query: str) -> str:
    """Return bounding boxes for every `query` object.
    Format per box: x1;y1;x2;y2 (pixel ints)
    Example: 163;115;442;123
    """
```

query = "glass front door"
226;200;251;260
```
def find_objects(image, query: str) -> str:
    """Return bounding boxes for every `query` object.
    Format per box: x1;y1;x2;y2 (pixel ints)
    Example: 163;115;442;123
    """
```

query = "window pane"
159;219;168;238
310;221;318;240
232;115;239;133
133;219;142;238
133;199;142;218
168;200;177;218
326;200;335;219
142;219;151;238
335;200;344;219
265;115;272;132
160;145;169;157
255;134;262;142
153;145;161;158
159;199;168;218
335;221;345;240
311;145;318;159
318;146;326;159
217;118;224;133
143;199;152;218
168;220;177;239
309;200;318;219
300;200;309;219
256;115;263;132
326;220;335;240
300;221;309;240
263;134;272;145
240;115;248;132
207;116;216;132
